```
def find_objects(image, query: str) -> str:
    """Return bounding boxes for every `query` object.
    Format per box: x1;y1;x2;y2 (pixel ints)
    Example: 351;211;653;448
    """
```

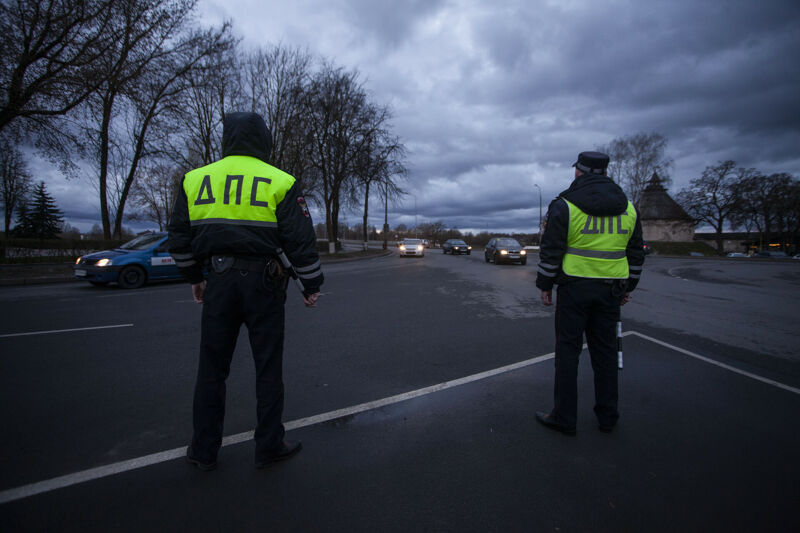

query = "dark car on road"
73;232;181;289
442;239;471;255
484;237;527;265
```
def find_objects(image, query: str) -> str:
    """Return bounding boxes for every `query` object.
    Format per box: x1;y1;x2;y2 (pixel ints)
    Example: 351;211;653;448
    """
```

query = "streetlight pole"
413;194;418;238
533;183;542;244
383;179;388;250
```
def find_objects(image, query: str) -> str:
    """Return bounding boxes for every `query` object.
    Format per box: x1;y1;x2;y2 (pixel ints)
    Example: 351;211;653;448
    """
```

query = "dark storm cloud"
340;0;445;48
45;0;800;234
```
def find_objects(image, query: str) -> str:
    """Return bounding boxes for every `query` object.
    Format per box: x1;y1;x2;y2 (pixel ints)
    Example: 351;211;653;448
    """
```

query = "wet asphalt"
0;251;798;532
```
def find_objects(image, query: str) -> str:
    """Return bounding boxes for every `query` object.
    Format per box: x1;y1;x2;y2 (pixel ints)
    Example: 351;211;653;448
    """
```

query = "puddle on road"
435;285;550;320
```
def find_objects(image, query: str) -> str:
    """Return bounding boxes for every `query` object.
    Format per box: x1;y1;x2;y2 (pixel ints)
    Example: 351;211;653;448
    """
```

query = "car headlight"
399;245;406;251
520;250;527;255
468;246;472;250
75;257;82;265
417;245;424;251
500;249;508;255
97;258;113;267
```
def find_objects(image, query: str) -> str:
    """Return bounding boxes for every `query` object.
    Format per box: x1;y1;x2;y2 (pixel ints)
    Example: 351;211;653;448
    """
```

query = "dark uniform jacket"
535;173;644;292
167;113;323;295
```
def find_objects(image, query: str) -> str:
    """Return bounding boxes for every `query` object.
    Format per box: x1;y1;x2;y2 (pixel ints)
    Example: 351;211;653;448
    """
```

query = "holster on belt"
266;258;285;280
211;255;235;274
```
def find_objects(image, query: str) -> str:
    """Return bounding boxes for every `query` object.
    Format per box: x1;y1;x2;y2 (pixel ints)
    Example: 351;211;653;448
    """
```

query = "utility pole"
533;183;542;244
383;179;388;250
413;194;418;238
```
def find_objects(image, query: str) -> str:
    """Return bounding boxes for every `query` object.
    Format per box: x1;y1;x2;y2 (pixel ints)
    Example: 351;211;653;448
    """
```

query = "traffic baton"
617;320;623;370
275;248;306;293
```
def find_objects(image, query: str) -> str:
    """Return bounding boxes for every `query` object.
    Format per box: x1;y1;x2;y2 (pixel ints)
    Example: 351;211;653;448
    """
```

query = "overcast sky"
36;0;800;234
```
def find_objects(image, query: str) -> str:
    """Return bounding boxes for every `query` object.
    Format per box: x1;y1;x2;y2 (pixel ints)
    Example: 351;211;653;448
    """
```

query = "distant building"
635;172;694;242
694;232;794;254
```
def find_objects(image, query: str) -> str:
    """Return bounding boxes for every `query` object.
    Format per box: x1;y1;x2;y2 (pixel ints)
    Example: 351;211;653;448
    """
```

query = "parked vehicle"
442;239;471;255
754;250;789;258
484;237;527;265
727;252;748;258
73;232;181;289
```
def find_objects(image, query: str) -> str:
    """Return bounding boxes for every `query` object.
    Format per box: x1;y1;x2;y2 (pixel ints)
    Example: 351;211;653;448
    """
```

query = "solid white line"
1;329;797;505
0;351;556;505
628;331;800;395
0;324;134;339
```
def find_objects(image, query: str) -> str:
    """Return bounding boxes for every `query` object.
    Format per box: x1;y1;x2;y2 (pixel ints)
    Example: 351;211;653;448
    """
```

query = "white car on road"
398;239;425;257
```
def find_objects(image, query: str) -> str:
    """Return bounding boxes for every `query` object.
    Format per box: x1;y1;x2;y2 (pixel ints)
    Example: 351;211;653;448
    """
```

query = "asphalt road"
1;251;798;532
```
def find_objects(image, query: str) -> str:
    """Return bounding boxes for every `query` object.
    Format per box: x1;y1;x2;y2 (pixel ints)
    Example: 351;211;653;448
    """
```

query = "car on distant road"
73;232;181;289
442;239;471;255
485;237;527;265
727;252;748;258
398;238;425;257
754;250;789;258
643;241;652;255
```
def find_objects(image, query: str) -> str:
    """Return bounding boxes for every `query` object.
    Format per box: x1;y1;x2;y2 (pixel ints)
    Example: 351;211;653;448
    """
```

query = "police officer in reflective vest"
168;112;323;470
535;151;644;435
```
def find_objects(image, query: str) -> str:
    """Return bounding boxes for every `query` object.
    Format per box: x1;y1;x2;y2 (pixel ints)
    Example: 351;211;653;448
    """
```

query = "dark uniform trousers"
190;265;286;463
553;279;621;429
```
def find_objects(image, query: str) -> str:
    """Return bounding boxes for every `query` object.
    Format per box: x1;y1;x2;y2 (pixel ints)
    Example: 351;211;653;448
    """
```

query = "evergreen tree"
12;201;33;237
15;182;64;239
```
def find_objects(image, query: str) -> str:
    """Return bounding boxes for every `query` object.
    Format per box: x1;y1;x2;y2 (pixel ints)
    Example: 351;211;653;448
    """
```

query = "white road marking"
0;324;134;339
1;329;797;505
628;331;800;395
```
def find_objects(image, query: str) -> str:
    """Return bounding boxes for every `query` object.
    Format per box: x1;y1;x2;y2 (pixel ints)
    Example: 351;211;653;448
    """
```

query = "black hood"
559;173;629;216
222;112;272;163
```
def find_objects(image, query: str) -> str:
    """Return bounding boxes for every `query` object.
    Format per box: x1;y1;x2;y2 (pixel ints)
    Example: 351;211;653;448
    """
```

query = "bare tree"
303;64;381;250
733;172;799;251
0;136;33;234
350;127;407;247
0;0;112;139
108;24;234;237
165;41;242;170
598;132;673;205
676;161;738;254
77;0;232;238
128;162;183;230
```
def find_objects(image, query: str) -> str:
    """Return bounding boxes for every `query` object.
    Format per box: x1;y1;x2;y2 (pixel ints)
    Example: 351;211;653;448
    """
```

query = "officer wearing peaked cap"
167;112;323;470
535;151;645;435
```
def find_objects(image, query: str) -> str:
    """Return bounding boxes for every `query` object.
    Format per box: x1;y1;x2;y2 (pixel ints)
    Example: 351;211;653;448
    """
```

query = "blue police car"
73;232;181;289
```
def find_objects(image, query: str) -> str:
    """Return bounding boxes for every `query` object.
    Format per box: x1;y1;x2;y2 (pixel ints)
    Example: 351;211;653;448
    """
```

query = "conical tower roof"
636;173;693;221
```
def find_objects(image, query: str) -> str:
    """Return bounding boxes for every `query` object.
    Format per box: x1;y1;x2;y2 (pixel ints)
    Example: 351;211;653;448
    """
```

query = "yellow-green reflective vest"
562;199;636;279
183;155;295;228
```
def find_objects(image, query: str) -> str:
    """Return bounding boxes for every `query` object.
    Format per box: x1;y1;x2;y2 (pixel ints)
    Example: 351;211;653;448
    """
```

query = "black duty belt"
231;257;269;272
210;255;268;272
209;255;285;279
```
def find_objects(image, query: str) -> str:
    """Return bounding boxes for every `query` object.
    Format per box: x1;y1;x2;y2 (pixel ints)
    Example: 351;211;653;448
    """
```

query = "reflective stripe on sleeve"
629;273;641;279
537;267;557;277
298;271;322;281
296;259;321;273
171;252;194;260
176;259;197;268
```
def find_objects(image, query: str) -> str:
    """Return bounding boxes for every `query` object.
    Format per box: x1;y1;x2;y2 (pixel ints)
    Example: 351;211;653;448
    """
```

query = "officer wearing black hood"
535;151;644;435
168;112;323;470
